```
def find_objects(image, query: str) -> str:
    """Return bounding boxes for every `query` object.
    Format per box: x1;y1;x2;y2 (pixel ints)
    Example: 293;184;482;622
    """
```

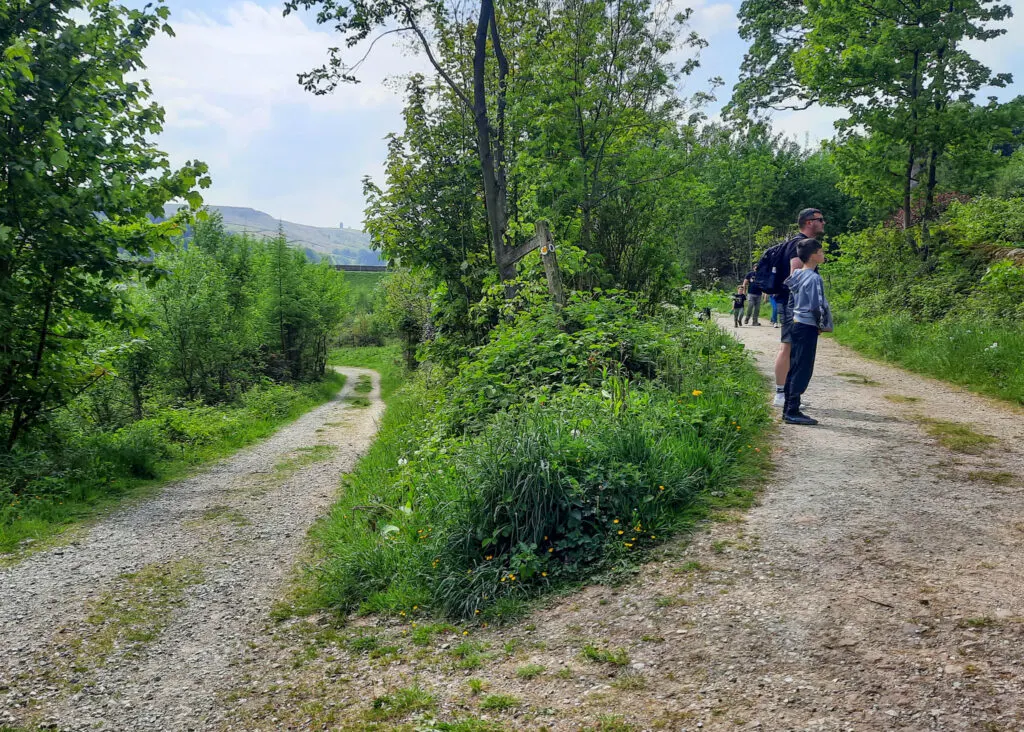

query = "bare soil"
4;322;1024;731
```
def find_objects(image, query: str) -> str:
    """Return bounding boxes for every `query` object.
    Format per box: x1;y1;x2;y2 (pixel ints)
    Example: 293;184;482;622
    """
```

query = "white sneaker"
772;392;785;407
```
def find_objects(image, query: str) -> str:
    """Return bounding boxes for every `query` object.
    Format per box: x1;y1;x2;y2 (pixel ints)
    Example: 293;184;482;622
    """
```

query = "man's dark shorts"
778;298;794;344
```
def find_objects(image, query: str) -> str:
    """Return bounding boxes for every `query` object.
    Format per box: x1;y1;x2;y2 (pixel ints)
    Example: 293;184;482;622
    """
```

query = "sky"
134;0;1024;229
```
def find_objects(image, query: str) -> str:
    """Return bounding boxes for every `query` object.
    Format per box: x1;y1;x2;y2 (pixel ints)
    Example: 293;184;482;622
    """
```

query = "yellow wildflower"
692;390;702;396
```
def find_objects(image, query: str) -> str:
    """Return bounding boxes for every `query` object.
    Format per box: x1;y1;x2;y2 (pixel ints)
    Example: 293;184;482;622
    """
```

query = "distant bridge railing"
332;264;389;272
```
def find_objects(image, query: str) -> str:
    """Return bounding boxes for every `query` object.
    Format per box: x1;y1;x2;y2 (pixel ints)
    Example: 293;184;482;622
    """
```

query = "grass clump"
75;558;204;665
366;684;435;721
918;418;997;454
516;663;545;679
479;693;520;711
309;292;769;620
581;644;631;666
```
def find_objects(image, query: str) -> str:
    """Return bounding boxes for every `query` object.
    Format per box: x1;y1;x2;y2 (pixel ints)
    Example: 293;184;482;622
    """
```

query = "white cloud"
143;3;418;145
771;105;845;146
689;2;737;39
136;1;434;227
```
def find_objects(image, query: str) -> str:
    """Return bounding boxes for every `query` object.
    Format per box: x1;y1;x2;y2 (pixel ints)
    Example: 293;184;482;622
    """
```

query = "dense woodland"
2;0;1023;613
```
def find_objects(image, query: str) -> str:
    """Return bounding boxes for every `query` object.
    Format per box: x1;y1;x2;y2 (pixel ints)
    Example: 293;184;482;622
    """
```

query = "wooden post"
535;221;565;308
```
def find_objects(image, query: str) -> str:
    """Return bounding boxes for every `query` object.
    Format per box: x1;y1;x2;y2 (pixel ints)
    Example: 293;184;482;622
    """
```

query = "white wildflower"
397;457;408;466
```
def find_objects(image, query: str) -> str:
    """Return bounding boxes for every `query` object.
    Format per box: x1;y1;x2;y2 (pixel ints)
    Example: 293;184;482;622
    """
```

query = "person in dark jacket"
772;208;826;407
782;238;830;425
741;269;762;325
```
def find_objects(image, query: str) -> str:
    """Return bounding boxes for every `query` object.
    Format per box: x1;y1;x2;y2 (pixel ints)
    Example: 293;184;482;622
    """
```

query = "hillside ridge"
163;204;383;266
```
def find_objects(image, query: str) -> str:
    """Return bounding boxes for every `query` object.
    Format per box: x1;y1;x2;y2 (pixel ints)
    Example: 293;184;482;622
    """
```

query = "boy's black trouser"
784;322;819;416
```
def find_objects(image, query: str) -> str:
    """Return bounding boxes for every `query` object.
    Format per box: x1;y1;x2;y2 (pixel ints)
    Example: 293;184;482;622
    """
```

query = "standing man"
772;208;826;408
742;268;762;325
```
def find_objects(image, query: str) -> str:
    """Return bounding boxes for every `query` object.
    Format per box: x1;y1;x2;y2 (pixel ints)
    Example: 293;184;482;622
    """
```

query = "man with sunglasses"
772;208;826;408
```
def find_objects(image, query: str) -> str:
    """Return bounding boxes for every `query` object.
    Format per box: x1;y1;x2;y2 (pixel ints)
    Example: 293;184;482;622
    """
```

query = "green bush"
310;293;769;619
826;196;1024;404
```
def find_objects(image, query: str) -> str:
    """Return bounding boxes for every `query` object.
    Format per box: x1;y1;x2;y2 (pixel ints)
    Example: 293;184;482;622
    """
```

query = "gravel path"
215;321;1024;731
0;367;384;731
5;323;1024;731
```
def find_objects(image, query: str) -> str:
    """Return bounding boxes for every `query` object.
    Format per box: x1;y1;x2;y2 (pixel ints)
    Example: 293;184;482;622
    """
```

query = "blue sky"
137;0;1024;229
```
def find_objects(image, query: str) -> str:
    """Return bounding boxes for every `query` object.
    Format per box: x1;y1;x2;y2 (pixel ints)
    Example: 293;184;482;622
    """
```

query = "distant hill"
164;205;383;266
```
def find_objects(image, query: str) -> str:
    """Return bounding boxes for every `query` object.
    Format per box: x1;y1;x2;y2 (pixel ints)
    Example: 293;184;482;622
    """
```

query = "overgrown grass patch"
917;417;997;454
0;372;346;557
832;309;1024;406
329;344;405;401
479;694;520;711
309;293;770;621
275;445;337;474
72;557;204;666
581;643;630;665
836;371;881;386
966;470;1015;484
884;394;921;404
366;684;435;721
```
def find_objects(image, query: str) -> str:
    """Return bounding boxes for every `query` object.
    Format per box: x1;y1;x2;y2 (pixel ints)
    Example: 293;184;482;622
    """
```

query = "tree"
730;0;1013;231
286;0;522;285
0;1;209;450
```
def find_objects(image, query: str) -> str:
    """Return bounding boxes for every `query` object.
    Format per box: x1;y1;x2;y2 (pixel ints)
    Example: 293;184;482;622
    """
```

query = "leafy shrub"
104;421;167;479
311;293;768;619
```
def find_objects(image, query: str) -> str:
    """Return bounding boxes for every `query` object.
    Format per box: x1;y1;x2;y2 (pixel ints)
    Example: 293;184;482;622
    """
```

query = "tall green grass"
307;294;770;620
833;309;1024;405
344;271;389;313
329;344;405;400
0;372;346;555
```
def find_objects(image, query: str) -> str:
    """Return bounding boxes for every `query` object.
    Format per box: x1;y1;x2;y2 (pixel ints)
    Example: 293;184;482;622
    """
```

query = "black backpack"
752;234;805;295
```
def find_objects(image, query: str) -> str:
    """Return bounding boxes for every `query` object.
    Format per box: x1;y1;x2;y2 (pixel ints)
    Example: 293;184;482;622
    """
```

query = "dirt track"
0;367;383;731
218;319;1024;731
4;323;1024;731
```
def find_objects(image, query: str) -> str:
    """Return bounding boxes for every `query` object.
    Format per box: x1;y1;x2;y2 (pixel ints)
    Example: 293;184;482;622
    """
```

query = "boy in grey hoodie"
782;238;830;425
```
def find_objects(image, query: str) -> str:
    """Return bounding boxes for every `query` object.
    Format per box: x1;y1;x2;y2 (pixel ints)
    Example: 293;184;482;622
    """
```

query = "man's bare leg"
775;343;791;389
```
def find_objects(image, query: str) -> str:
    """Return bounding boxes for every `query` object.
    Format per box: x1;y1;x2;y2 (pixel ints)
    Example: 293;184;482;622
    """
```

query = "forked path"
0;367;384;731
210;323;1024;731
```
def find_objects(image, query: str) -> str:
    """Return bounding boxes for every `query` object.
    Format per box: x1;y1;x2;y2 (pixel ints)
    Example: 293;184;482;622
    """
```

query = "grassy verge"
832;309;1024;405
303;293;771;622
344;271;389;313
329;343;406;401
0;372;346;557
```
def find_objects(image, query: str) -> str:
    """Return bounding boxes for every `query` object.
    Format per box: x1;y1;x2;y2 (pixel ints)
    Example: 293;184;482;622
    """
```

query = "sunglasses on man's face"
809;217;826;223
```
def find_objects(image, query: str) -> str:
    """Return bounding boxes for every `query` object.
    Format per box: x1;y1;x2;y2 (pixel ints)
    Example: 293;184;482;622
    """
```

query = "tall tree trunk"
903;50;921;231
921;1;953;255
473;0;515;283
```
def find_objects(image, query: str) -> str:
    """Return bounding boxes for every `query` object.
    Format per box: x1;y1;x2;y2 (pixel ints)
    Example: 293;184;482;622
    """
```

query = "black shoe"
783;413;818;426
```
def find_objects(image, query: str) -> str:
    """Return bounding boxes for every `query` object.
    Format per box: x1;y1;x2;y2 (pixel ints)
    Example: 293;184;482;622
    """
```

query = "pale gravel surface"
219;320;1024;731
0;367;383;731
5;322;1024;732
